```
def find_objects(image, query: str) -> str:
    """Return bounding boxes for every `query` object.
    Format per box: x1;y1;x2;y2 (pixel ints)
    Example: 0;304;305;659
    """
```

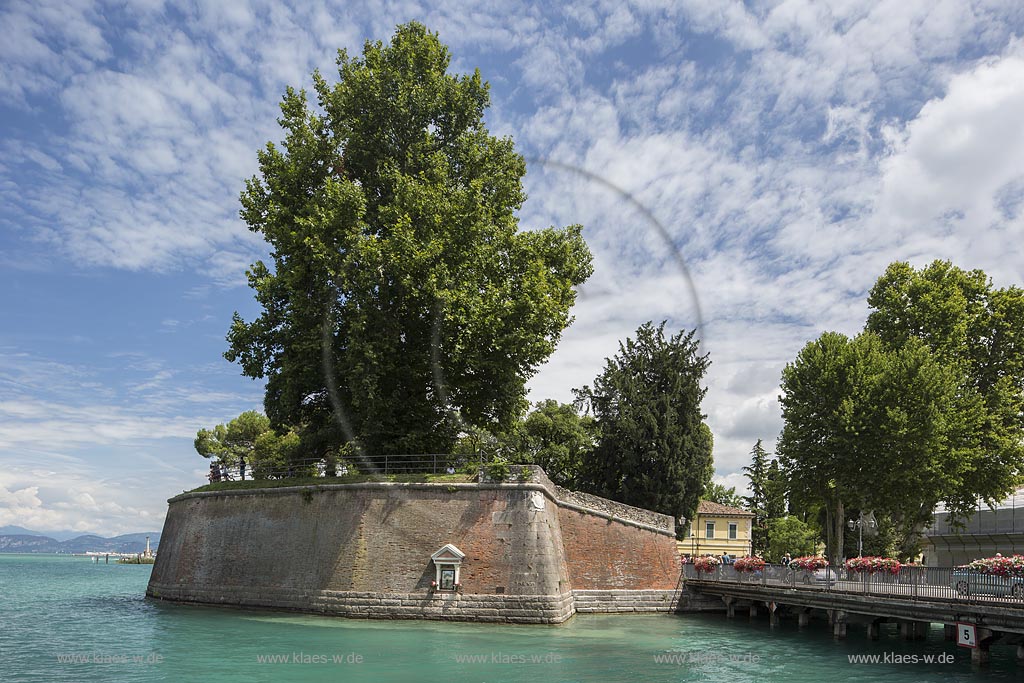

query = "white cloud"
5;0;1024;536
879;55;1024;234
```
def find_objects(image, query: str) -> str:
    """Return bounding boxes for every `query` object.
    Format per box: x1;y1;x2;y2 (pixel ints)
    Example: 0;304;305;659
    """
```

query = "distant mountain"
0;532;161;554
41;529;99;542
109;533;161;545
0;525;107;541
0;534;61;553
0;525;47;536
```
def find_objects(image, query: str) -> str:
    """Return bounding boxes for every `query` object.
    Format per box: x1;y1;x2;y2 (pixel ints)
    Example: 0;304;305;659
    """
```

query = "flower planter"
845;556;901;576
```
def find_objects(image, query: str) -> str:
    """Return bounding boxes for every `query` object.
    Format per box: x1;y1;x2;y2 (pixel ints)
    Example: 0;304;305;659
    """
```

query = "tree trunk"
833;500;845;565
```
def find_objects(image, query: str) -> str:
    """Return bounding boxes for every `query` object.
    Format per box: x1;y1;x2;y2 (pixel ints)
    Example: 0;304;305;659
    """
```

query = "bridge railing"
682;563;1024;606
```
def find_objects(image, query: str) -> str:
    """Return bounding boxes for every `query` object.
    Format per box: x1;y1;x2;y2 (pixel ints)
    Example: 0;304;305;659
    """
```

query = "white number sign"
956;622;977;648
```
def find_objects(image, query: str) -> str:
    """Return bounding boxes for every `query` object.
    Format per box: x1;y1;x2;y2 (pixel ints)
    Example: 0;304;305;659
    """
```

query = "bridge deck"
683;565;1024;635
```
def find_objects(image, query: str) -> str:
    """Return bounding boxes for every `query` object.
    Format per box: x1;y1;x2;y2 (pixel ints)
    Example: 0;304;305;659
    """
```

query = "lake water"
0;554;1018;682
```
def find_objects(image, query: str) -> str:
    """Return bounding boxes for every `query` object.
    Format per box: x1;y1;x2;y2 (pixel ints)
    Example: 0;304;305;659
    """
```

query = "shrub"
485;456;511;481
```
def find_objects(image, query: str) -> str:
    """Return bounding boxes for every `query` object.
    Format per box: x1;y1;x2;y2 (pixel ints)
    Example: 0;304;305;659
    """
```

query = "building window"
729;523;738;540
705;521;715;539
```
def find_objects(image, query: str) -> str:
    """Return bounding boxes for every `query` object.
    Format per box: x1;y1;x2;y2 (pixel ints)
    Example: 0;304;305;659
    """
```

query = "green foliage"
865;260;1024;526
778;331;962;562
703;483;744;509
767;517;818;562
484;456;511;482
779;260;1024;562
843;512;900;559
225;22;593;458
575;321;713;529
452;426;501;460
252;429;304;479
504;400;596;487
194;411;272;480
742;439;786;555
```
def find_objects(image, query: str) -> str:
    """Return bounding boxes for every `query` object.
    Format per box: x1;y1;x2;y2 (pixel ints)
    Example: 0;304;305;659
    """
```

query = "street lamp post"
847;515;877;557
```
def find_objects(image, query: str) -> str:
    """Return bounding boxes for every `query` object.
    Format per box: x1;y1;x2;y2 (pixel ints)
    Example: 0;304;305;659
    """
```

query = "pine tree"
743;439;774;555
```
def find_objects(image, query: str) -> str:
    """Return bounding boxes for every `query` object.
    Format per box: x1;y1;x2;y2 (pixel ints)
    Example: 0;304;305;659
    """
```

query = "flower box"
965;554;1024;578
845;556;901;575
693;556;721;573
733;556;766;573
789;556;828;571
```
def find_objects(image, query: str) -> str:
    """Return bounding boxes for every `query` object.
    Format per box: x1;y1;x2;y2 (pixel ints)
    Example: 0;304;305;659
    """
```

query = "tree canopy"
778;260;1024;561
575;321;713;530
767;517;818;562
703;483;744;509
866;260;1024;516
194;411;272;480
777;331;966;561
225;22;592;458
504;400;596;487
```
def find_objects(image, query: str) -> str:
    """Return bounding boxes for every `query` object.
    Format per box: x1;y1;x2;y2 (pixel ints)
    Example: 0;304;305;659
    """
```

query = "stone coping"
168;478;675;538
554;486;674;532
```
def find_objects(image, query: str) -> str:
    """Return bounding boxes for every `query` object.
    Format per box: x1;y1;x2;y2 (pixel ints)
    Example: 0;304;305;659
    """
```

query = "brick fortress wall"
147;467;697;623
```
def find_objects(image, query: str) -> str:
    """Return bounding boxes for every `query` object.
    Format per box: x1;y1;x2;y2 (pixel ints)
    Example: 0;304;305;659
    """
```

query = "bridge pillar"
1016;644;1024;664
749;604;758;619
723;596;735;619
866;621;880;641
767;602;779;628
797;610;810;627
899;621;927;641
972;628;994;666
944;624;955;641
831;611;847;639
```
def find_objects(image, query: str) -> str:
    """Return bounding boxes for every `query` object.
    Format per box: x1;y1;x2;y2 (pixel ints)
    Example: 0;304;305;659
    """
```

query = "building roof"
697;500;754;516
431;544;465;561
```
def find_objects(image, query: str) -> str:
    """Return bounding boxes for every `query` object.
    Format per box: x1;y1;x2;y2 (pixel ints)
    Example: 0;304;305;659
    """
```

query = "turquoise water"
0;554;1018;682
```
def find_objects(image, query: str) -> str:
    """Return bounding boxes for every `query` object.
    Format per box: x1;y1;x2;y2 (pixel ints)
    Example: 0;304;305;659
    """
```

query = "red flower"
693;556;722;573
733;556;766;573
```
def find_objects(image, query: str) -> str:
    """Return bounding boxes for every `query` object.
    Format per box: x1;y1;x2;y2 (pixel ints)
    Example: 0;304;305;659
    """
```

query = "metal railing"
207;454;472;483
682;563;1024;606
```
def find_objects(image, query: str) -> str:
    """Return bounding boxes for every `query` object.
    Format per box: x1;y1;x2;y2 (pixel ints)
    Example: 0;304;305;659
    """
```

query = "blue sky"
3;0;1024;535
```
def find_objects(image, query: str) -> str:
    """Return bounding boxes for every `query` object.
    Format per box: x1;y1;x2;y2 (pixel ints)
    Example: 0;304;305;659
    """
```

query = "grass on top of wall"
185;473;475;494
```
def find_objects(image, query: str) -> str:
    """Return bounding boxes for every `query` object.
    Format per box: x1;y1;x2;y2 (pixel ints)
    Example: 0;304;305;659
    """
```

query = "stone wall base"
147;584;720;621
673;589;728;612
147;583;575;624
572;589;679;612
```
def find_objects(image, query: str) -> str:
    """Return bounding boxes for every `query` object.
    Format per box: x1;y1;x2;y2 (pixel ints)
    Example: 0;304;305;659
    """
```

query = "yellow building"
678;501;754;558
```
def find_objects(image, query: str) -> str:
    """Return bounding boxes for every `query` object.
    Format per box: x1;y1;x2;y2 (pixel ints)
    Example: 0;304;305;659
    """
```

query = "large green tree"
778;330;973;561
767;517;818;562
575;321;714;530
866;260;1024;519
504;400;596;487
225;23;593;458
